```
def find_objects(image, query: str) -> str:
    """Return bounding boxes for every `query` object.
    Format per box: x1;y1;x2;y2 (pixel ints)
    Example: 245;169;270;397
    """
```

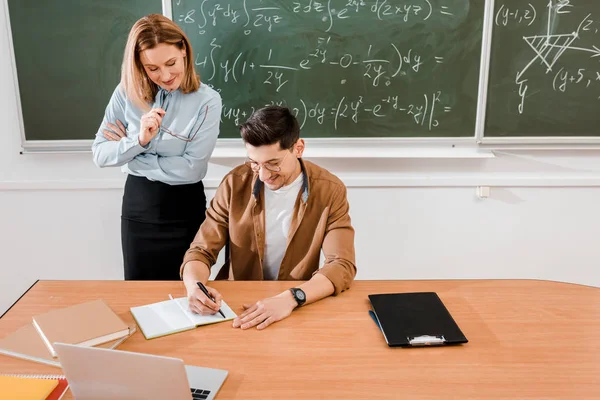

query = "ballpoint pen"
197;281;226;318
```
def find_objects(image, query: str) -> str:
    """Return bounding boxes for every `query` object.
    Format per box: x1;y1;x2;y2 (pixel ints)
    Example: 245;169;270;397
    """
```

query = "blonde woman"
92;14;222;281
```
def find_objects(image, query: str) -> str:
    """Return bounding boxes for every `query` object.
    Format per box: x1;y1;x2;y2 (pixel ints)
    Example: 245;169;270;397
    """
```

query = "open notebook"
130;296;237;340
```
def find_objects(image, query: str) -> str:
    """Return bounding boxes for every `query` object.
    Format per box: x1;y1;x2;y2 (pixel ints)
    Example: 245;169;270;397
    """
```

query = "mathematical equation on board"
195;39;431;90
496;1;600;114
173;0;468;131
176;0;456;35
219;91;451;131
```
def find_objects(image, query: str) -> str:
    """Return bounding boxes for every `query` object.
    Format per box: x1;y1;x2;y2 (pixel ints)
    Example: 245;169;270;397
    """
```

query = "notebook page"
130;299;195;339
174;297;237;325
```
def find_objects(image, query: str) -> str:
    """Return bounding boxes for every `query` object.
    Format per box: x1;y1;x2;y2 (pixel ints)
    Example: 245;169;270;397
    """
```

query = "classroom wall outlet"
476;186;491;199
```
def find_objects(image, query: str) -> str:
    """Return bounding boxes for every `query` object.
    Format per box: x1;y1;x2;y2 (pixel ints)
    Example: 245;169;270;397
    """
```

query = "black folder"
368;292;468;347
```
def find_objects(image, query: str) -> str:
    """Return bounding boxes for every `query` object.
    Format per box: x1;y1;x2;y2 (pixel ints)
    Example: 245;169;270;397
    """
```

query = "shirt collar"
155;87;173;110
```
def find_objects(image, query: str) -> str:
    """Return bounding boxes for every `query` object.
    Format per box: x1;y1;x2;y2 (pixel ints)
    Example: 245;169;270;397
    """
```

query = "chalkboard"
485;0;600;137
17;1;596;144
7;0;162;141
173;0;484;138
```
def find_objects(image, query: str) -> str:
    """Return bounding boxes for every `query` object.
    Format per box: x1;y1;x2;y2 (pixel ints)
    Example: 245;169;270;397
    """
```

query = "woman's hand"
102;120;127;141
139;108;166;146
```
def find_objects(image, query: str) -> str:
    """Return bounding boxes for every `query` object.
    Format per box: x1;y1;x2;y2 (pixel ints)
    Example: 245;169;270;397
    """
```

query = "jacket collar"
252;158;309;203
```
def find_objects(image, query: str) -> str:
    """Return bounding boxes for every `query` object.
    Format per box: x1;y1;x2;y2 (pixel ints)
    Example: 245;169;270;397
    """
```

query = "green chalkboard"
485;0;600;137
7;0;162;141
173;0;484;138
9;0;484;142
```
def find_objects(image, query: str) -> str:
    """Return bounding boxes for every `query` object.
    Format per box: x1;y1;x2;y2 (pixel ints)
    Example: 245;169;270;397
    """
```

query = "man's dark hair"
240;106;300;150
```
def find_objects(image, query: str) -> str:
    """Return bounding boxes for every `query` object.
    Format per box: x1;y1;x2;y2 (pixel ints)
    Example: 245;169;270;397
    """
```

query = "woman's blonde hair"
121;14;199;110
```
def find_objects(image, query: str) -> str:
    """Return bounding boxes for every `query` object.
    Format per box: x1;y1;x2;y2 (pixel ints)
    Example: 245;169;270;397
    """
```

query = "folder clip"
408;335;446;346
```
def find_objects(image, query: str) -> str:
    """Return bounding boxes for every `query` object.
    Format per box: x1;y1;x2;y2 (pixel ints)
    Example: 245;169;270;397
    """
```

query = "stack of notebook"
0;299;135;367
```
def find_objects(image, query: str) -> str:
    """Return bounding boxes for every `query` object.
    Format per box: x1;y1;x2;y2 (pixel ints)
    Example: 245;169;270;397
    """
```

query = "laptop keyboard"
191;388;211;399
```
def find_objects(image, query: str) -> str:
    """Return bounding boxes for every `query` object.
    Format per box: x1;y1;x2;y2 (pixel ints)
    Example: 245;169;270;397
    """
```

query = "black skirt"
121;174;206;281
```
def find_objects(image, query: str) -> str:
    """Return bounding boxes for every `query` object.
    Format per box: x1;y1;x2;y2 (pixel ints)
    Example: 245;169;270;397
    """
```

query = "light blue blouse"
92;83;222;185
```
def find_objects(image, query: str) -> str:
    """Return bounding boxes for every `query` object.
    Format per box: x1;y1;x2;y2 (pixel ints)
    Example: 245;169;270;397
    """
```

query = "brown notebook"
32;299;130;357
0;323;136;367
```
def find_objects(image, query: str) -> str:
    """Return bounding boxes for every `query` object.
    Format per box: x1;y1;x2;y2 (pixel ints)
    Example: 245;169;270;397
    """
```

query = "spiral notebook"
0;374;68;400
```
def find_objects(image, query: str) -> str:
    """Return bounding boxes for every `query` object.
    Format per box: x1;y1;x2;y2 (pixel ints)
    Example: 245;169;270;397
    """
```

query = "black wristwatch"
289;288;306;307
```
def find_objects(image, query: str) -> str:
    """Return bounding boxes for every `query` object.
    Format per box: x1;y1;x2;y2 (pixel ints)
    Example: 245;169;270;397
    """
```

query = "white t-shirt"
262;173;304;280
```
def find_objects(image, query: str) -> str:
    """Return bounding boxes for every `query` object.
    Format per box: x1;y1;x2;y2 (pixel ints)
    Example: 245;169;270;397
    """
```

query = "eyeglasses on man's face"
245;151;291;173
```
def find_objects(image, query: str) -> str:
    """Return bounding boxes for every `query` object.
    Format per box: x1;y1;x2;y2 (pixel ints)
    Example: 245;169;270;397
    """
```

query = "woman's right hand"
139;108;166;147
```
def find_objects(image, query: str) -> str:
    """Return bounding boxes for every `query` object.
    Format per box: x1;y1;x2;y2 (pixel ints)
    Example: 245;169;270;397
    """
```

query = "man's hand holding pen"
187;281;224;316
185;280;299;330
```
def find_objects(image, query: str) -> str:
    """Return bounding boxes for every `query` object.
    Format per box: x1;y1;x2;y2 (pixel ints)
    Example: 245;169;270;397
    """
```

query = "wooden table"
1;280;599;399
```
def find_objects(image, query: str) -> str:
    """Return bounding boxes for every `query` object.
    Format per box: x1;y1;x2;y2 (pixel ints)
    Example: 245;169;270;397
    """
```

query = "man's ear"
294;139;305;158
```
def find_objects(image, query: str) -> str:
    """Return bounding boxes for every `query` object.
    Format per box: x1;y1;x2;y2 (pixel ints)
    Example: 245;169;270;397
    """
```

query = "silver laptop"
54;343;227;400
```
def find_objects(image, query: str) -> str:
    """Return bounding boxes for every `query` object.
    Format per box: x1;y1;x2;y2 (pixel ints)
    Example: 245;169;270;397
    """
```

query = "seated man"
181;105;356;330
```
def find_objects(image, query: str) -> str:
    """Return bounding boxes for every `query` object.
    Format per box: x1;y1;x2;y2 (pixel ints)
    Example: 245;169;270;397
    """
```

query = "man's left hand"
232;291;297;330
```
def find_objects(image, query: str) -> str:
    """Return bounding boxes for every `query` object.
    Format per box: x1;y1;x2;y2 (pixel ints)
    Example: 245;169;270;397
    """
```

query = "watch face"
296;290;305;301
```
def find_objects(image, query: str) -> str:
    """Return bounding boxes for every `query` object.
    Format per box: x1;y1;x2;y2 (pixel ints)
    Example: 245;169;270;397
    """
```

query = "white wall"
1;5;599;316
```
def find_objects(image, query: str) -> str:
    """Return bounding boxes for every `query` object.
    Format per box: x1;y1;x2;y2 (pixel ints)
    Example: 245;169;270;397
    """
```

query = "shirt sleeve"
125;93;222;185
91;85;148;168
316;183;357;294
181;173;231;276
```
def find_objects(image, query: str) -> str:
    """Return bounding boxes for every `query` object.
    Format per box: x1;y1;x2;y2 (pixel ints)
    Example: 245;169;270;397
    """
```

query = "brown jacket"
181;159;356;294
